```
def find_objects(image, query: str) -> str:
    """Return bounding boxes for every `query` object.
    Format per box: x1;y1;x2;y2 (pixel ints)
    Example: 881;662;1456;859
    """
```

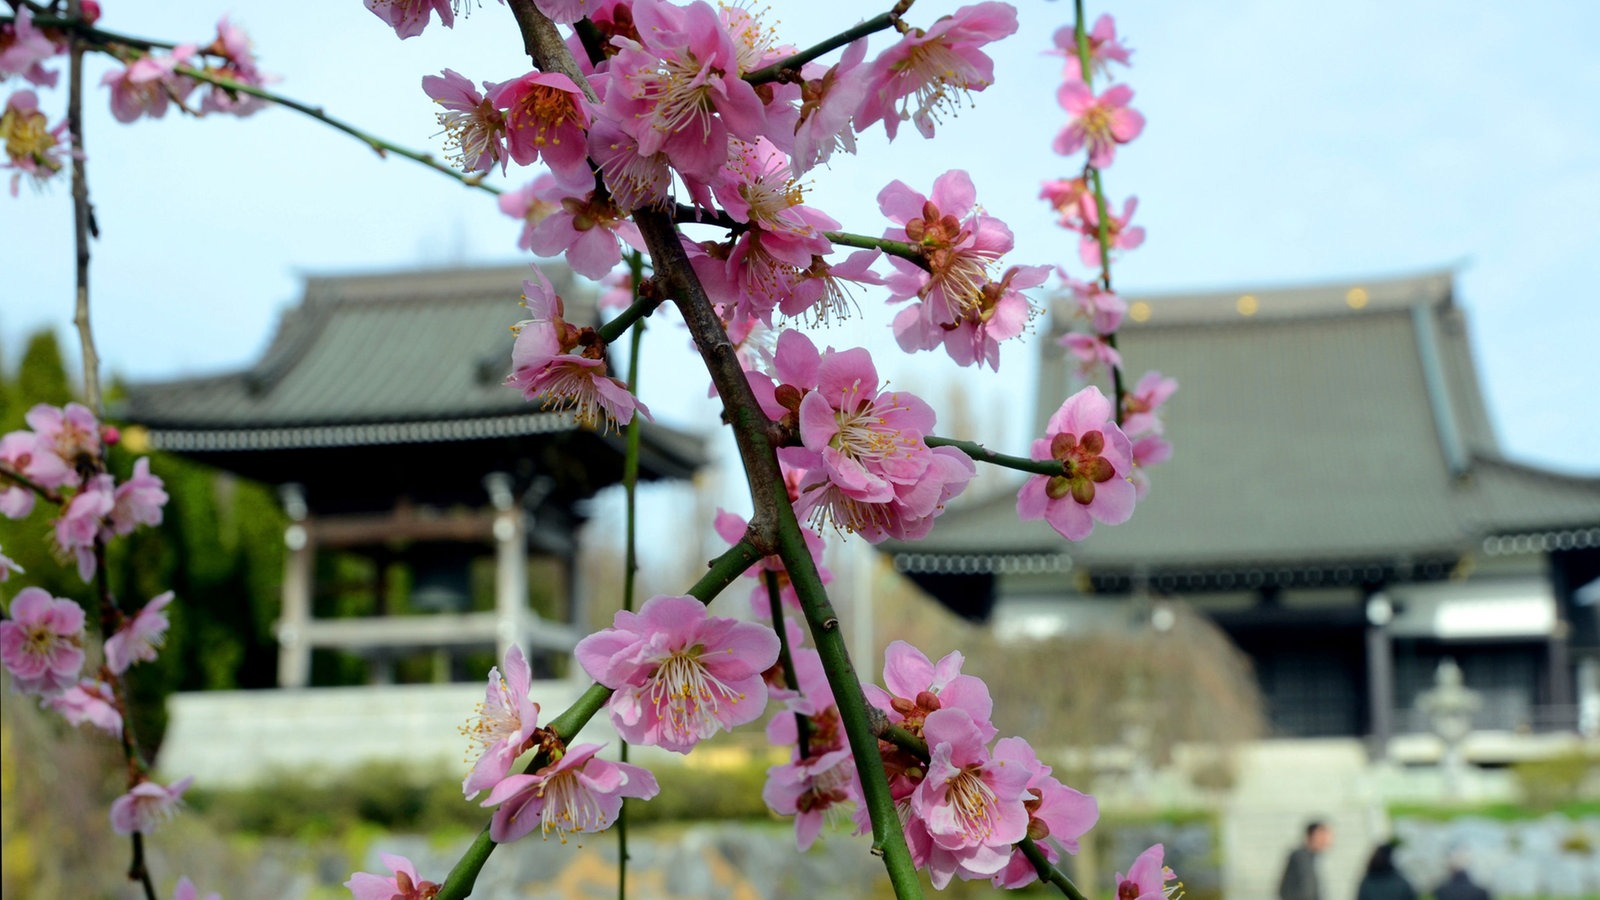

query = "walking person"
1356;840;1416;900
1279;820;1334;900
1434;849;1491;900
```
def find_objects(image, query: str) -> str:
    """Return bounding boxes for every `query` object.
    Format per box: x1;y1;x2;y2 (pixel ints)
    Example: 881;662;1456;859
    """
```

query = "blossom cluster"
402;0;1058;387
753;328;975;542
506;265;648;430
1;403;167;580
0;402;199;884
1014;13;1179;543
1;8;273;195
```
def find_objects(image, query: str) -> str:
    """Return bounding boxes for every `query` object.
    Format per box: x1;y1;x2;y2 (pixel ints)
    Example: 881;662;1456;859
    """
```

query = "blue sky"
5;0;1598;475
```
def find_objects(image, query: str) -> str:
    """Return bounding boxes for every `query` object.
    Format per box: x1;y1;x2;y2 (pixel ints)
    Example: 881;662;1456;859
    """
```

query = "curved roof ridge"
1105;266;1457;329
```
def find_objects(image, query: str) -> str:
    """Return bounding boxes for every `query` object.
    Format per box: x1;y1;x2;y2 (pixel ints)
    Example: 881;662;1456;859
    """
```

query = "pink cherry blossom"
879;171;1016;327
763;331;974;540
1;8;63;88
104;591;174;675
491;71;591;189
1116;843;1182;900
576;594;779;753
422;69;509;175
0;432;39;519
364;0;454;39
56;472;114;581
498;178;560;251
196;18;270;117
1053;14;1132;83
856;3;1017;140
534;0;592;24
911;708;1032;882
1054;82;1145;168
1060;331;1122;378
0;486;33;519
1040;176;1093;226
344;853;440;900
483;742;659;842
893;264;1046;370
989;737;1099;887
461;644;541;799
864;640;995;741
109;457;168;536
601;0;767;182
510;174;645;280
22;402;101;489
1066;274;1127;334
506;267;648;432
172;876;221;900
791;39;869;175
1077;194;1146;268
585;117;673;212
763;746;857;850
110;775;193;835
795;345;936;504
44;678;123;737
1;90;70;196
1121;370;1178;440
713;507;832;617
1017;386;1136;541
102;47;196;124
779;248;882;324
795;443;974;543
0;586;84;696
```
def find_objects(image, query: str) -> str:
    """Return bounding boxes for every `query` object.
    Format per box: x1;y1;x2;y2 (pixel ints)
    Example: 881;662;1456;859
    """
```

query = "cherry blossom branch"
770;515;924;897
924;435;1067;477
764;570;814;754
1072;0;1126;420
824;230;929;271
498;3;925;889
0;463;66;505
93;538;158;900
668;208;930;274
872;719;1092;899
171;63;503;195
1020;837;1091;900
615;254;647;900
743;4;911;85
19;7;184;53
596;291;663;345
7;13;504;197
434;539;764;900
65;0;102;414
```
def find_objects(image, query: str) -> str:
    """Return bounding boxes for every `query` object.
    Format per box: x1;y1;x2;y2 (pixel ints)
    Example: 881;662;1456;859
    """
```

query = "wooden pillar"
277;483;313;689
486;473;526;666
1364;591;1396;760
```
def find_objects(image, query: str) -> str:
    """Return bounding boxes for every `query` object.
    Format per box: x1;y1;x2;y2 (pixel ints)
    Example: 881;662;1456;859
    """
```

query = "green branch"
170;63;502;195
825;230;928;271
925;436;1064;477
1072;0;1126;420
9;13;500;197
765;570;814;755
434;539;760;900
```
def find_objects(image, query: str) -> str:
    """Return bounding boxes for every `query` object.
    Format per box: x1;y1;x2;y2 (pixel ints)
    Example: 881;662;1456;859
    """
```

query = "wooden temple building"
122;263;702;691
890;270;1600;750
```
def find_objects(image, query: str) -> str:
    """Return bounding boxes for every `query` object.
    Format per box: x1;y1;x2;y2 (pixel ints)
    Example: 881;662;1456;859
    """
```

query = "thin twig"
743;10;902;84
65;1;101;414
925;435;1067;477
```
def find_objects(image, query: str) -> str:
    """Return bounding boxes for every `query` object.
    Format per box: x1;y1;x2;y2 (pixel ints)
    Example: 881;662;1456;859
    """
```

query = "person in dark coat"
1434;852;1492;900
1279;820;1333;900
1355;840;1416;900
